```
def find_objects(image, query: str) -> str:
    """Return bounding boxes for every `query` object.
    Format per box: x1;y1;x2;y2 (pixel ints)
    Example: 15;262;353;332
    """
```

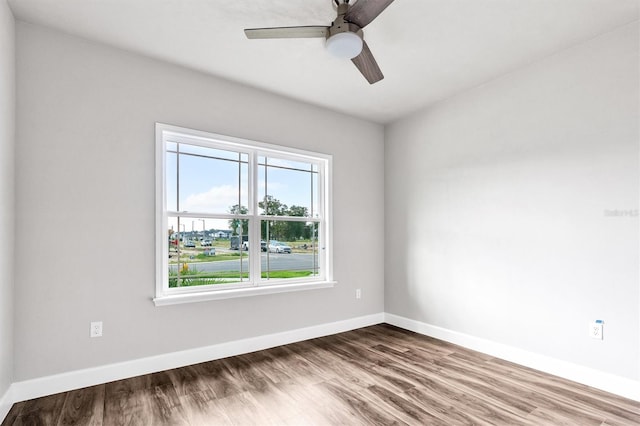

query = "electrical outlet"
90;321;103;338
356;289;361;299
589;320;603;340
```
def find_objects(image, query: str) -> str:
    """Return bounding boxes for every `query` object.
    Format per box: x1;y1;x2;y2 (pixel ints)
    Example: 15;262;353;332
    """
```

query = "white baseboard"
7;313;384;406
0;386;13;423
384;313;640;402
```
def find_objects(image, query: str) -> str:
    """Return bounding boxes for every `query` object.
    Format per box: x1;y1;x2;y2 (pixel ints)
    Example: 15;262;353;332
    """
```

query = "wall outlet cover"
90;321;103;338
589;320;603;340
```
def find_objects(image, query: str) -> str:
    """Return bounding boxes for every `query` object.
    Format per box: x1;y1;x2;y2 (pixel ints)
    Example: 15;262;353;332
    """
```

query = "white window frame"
154;123;335;306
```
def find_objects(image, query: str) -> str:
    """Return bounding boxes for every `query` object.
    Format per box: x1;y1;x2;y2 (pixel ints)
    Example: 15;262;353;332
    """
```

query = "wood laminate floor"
2;324;639;425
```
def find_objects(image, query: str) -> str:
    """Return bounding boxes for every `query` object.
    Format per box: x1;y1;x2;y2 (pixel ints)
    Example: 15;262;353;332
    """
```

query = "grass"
261;270;312;279
194;252;245;261
169;266;313;288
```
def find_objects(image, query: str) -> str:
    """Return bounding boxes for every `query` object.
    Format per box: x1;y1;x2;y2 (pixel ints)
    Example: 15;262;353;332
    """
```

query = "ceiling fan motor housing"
326;3;363;59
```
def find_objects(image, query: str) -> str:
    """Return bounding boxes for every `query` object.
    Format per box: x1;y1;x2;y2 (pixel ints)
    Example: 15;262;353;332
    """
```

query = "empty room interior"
0;0;639;424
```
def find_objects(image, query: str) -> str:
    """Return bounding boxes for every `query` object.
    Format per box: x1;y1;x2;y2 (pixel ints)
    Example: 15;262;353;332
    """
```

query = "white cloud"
182;185;242;213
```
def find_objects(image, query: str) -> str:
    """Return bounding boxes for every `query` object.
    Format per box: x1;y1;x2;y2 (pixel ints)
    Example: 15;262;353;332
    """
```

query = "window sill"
153;280;337;306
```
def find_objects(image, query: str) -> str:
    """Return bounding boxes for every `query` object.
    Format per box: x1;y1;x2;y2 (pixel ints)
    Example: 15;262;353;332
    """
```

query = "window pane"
260;220;320;281
166;151;177;212
168;216;250;287
258;157;317;217
176;145;248;214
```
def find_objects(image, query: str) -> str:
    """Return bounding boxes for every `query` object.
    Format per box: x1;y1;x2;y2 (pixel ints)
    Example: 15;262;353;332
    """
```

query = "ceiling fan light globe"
326;32;363;59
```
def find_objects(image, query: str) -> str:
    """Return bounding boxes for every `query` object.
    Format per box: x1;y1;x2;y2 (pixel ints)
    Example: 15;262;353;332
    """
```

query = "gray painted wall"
14;22;384;381
0;0;15;399
7;10;638;390
385;22;639;380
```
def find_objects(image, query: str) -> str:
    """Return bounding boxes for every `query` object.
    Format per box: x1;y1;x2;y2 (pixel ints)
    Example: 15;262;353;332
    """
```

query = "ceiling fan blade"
352;41;384;84
344;0;395;28
244;26;329;39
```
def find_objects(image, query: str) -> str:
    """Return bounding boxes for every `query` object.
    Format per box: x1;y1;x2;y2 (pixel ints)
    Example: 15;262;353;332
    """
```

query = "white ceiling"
8;0;639;123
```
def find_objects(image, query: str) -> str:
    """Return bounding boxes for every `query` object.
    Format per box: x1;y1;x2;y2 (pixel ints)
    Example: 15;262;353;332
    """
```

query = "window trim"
154;123;335;306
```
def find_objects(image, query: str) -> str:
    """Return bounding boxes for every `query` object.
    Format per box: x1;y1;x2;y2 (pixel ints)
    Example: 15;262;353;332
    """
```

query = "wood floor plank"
442;352;607;425
402;385;496;425
375;324;458;357
4;324;639;426
488;356;640;414
103;374;189;426
56;385;104;426
273;380;364;425
103;380;150;426
294;340;378;390
243;381;307;424
240;350;293;385
363;383;449;425
13;393;66;426
191;359;244;400
527;407;603;426
480;357;640;424
394;361;537;426
284;341;343;382
394;352;575;425
142;385;189;425
220;355;274;394
433;356;539;415
315;378;405;425
165;365;211;397
263;345;328;386
215;391;281;426
179;389;232;426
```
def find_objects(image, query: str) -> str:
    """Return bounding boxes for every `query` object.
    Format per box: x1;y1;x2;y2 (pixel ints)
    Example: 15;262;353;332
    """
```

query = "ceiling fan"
244;0;395;84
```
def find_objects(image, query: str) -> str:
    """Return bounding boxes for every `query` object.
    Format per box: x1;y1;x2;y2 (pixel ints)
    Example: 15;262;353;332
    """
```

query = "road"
169;253;317;272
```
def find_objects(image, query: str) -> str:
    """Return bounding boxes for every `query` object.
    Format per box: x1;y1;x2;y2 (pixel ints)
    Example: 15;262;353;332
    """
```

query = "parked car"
184;240;196;248
201;239;212;246
268;240;291;253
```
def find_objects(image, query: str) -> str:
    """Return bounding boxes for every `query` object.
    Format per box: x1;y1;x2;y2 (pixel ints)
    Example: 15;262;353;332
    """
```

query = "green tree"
284;205;308;240
259;195;286;215
259;196;287;240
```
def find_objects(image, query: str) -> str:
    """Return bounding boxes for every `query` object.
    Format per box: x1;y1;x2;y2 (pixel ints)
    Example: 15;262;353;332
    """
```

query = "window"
155;123;334;305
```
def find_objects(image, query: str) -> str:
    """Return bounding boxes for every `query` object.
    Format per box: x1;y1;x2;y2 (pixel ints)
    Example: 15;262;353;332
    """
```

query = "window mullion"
318;161;327;280
249;149;260;285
